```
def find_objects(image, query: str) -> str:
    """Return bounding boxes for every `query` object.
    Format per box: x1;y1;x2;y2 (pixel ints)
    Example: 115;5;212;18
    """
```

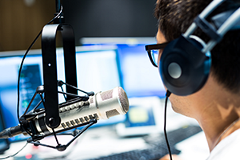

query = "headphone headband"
184;0;240;53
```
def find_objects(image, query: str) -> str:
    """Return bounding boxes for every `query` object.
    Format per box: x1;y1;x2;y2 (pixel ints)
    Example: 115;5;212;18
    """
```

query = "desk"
1;127;210;160
1;126;148;160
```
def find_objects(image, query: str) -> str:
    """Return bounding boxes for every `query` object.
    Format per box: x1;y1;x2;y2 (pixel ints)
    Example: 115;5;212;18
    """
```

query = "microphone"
0;87;129;139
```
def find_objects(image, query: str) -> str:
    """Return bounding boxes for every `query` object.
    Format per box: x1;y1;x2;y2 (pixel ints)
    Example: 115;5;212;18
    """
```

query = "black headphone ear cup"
159;35;211;96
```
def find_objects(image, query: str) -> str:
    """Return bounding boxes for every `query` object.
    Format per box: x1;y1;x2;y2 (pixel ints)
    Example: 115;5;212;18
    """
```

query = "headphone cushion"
159;35;211;96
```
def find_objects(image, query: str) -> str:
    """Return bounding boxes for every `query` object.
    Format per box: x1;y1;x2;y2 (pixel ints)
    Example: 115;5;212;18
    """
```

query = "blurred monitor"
81;37;166;98
0;46;124;142
82;37;167;136
116;96;163;137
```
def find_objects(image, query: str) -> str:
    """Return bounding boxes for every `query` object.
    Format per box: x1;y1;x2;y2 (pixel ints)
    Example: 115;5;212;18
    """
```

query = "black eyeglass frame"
145;42;169;67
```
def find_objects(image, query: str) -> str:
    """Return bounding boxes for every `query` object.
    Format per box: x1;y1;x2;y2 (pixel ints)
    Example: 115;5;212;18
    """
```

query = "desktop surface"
1;121;207;160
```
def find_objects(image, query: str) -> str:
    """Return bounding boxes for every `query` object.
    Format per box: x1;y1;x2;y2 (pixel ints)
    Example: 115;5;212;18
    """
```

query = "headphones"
159;0;240;96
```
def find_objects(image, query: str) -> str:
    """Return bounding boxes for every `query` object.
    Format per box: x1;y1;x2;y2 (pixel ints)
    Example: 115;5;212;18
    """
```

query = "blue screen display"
117;44;166;98
81;37;166;98
0;46;125;142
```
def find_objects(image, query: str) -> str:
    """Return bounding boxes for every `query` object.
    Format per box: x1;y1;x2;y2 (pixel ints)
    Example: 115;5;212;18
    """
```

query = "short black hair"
155;0;240;93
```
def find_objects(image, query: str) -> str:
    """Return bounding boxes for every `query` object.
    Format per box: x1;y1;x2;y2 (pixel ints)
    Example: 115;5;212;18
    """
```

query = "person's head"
153;0;240;118
155;0;240;94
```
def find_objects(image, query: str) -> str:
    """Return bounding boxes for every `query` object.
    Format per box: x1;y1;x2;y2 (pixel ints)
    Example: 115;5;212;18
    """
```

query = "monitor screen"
116;96;163;137
0;52;44;142
117;44;166;98
74;46;122;94
81;37;166;98
0;46;124;142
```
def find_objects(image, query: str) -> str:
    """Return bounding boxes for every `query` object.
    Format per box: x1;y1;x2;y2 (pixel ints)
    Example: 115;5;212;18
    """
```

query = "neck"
192;76;240;151
198;115;240;151
214;118;240;145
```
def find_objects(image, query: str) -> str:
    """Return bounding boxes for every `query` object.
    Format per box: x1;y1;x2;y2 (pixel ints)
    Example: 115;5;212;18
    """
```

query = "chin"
171;103;193;118
171;104;181;114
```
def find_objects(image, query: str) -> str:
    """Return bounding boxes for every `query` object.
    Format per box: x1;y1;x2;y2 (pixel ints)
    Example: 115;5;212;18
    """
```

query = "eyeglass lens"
150;49;159;66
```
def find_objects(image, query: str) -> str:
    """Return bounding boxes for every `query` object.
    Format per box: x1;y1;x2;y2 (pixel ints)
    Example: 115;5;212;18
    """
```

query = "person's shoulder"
207;129;240;160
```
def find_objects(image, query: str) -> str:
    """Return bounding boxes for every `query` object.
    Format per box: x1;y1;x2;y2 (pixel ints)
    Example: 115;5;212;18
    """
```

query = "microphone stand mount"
19;83;97;151
19;0;98;151
28;119;97;152
41;0;77;129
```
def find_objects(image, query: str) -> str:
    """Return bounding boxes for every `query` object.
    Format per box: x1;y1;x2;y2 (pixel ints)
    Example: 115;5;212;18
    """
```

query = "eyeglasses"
145;42;169;67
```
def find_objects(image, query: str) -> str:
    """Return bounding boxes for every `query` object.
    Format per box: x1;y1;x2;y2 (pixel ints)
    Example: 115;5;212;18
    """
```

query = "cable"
17;6;63;123
17;30;42;123
164;90;172;160
0;142;28;160
2;5;64;160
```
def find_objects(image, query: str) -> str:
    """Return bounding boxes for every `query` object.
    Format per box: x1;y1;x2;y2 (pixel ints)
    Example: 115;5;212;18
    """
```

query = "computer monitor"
0;46;124;142
116;96;163;137
81;37;166;98
82;37;167;137
74;46;122;94
0;51;43;142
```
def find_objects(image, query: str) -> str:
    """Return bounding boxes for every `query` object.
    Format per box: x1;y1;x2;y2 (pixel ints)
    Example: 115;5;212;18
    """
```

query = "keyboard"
91;125;202;160
144;124;202;146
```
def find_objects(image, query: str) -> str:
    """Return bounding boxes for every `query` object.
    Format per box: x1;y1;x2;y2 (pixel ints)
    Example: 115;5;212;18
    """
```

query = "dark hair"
155;0;240;93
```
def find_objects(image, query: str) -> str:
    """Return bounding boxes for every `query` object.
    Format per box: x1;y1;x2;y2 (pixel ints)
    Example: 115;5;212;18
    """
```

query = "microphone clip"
19;83;98;151
27;119;97;151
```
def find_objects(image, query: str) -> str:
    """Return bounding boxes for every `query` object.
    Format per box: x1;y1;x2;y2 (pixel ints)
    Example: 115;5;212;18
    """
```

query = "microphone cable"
0;142;28;160
164;90;172;160
17;5;63;124
0;5;64;160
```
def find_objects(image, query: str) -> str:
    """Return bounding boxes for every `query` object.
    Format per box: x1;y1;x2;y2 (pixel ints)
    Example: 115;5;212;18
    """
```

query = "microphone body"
0;87;129;139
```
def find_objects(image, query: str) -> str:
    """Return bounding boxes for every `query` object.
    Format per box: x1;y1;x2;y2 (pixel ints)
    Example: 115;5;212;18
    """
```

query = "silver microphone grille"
100;89;113;101
118;87;129;113
99;87;129;113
